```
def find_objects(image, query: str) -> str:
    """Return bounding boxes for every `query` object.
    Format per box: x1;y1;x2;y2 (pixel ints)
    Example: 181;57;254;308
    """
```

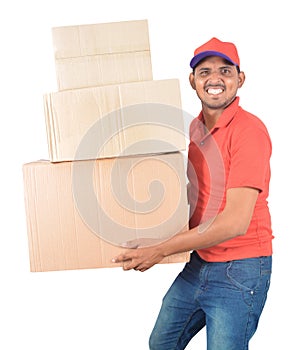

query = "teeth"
208;88;223;95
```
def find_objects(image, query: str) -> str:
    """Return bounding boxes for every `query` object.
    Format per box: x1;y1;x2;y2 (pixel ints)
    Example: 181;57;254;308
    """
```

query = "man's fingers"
111;254;129;263
123;260;140;271
112;250;139;263
112;253;144;271
112;246;159;272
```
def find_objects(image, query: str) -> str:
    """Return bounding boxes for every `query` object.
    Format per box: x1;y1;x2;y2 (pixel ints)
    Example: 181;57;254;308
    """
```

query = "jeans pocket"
226;259;261;292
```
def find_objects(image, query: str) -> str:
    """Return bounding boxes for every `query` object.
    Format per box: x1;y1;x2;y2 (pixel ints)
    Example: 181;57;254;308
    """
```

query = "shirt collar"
198;96;240;130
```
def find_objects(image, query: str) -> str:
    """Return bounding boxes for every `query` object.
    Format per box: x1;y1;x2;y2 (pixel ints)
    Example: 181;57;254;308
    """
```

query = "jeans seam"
243;293;256;349
174;306;203;350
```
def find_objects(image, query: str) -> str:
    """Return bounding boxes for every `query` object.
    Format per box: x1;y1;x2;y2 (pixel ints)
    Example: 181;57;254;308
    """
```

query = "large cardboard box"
52;20;153;90
44;79;186;162
23;152;190;272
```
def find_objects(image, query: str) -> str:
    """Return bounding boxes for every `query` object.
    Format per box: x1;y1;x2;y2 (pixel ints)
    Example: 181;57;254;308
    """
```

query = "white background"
1;0;295;349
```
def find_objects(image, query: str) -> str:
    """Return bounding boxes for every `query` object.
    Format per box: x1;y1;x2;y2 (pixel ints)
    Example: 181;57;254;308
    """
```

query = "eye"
198;70;210;77
220;67;232;76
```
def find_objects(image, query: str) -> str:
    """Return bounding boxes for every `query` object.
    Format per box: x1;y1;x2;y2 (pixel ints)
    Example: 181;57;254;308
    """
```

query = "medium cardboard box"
44;79;186;162
52;20;153;90
55;51;152;91
23;152;190;272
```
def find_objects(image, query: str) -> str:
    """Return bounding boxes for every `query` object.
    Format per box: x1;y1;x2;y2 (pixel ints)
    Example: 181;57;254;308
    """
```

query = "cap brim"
190;51;238;69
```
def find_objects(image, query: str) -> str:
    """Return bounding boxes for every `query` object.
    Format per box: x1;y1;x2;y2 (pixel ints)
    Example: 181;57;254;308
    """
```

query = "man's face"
189;56;245;111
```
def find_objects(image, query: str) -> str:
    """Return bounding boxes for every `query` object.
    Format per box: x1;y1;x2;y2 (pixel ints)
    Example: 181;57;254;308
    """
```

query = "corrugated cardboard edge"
43;94;58;162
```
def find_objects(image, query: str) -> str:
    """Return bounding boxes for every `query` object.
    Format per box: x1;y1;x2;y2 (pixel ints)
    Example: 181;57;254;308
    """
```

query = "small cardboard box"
44;79;186;162
52;20;153;90
52;19;150;58
23;152;190;272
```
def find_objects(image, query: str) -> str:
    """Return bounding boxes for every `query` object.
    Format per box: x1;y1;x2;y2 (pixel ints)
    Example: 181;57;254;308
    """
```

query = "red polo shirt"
187;97;273;262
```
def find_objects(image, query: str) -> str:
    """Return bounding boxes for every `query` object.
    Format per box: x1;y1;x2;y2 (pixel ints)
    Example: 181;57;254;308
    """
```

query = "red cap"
190;37;240;69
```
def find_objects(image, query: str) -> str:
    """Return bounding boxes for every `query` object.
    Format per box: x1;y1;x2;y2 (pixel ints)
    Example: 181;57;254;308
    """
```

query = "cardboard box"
23;152;190;272
44;79;186;162
55;51;153;91
52;20;153;90
52;19;150;58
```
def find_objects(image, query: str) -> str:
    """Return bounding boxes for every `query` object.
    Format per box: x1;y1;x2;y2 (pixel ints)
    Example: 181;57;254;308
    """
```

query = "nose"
208;70;223;83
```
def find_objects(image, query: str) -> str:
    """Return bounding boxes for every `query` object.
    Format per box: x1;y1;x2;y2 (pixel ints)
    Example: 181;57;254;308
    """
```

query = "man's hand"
112;244;165;272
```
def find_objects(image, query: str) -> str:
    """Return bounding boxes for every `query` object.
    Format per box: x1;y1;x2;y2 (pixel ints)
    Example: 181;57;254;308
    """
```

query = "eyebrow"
198;65;233;70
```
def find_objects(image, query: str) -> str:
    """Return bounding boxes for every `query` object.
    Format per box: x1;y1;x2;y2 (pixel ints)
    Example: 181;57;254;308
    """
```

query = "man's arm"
112;187;259;271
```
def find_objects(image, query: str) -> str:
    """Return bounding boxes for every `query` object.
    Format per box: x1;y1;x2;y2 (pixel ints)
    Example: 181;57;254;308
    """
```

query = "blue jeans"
149;251;272;350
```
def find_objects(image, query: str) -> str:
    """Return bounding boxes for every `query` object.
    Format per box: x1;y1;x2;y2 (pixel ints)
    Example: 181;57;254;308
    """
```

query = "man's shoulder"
235;106;269;133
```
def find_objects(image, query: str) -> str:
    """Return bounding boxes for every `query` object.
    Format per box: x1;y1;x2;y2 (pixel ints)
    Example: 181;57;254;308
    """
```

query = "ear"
238;71;245;88
189;72;196;90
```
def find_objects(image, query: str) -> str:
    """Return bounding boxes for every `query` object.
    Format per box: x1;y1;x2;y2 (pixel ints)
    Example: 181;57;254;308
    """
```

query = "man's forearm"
158;213;243;258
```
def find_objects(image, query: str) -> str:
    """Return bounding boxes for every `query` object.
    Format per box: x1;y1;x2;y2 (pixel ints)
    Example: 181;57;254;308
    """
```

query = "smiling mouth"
206;88;224;95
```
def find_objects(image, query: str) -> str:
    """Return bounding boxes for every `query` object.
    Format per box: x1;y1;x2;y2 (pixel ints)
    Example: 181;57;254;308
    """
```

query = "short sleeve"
227;124;272;192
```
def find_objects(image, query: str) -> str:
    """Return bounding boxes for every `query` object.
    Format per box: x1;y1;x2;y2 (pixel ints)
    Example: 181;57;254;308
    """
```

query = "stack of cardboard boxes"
23;20;190;272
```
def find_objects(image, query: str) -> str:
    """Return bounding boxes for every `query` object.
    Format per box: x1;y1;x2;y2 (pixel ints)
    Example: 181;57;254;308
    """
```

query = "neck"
201;96;237;130
202;108;222;131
